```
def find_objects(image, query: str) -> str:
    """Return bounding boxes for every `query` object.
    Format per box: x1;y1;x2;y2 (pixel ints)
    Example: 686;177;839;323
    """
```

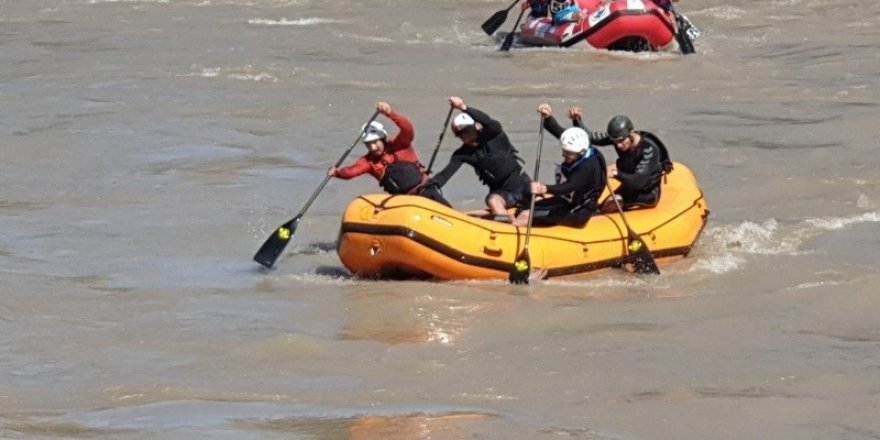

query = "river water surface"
2;0;879;439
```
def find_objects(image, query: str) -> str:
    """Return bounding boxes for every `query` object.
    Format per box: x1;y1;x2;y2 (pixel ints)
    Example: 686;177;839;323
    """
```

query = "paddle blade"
481;9;509;35
626;234;660;275
499;31;517;52
673;13;695;54
253;216;301;269
509;248;530;284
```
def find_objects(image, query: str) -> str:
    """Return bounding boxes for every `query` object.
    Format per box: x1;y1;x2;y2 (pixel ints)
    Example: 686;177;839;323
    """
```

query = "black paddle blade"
253;216;301;269
673;13;695;54
482;9;509;35
500;31;517;52
509;249;530;284
626;236;660;275
499;8;526;51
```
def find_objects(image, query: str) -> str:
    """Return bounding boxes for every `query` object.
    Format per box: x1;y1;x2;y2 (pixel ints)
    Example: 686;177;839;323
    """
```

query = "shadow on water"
315;265;352;278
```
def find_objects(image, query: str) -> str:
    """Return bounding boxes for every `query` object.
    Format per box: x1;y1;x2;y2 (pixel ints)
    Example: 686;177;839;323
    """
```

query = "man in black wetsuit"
429;96;532;220
513;103;606;228
569;108;669;211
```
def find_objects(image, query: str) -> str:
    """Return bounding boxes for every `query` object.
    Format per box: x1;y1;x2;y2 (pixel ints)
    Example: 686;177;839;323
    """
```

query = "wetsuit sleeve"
573;118;610;146
385;109;414;152
429;148;468;188
542;115;566;139
335;156;372;180
464;107;503;138
588;131;614;146
615;142;661;190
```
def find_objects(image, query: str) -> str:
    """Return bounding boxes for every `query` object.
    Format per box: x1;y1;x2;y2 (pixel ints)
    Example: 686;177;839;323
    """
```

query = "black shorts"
487;173;531;209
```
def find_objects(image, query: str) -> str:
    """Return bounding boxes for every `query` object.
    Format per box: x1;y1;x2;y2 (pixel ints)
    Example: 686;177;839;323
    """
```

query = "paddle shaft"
508;116;544;284
252;110;381;268
605;180;637;239
523;118;544;252
426;107;455;174
501;0;521;14
604;178;660;274
500;8;527;52
296;110;381;217
481;0;522;35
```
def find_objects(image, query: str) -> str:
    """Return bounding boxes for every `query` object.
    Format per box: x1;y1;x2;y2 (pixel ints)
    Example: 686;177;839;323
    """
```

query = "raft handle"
483;242;503;257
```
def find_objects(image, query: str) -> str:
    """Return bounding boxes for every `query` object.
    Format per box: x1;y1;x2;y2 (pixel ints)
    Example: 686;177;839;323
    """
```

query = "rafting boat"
518;0;682;52
337;162;709;280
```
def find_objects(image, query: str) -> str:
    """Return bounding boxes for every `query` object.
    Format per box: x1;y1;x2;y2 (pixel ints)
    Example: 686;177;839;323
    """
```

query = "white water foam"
804;211;880;231
687;253;746;275
247;17;344;26
704;218;802;256
692;210;880;275
180;66;280;83
856;194;874;210
697;6;746;20
282;273;357;286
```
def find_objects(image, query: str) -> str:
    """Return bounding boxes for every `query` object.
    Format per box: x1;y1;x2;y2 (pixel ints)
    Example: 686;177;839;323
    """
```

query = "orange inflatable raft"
337;162;709;280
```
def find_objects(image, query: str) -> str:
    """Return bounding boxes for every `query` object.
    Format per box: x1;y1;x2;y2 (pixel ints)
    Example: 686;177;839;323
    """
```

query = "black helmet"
607;115;633;140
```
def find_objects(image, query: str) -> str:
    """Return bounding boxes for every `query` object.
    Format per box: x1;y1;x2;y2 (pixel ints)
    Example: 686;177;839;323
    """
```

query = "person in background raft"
522;0;582;24
328;101;451;207
513;103;606;228
569;107;671;212
522;0;549;19
548;0;584;24
654;0;679;12
655;0;700;40
429;97;532;221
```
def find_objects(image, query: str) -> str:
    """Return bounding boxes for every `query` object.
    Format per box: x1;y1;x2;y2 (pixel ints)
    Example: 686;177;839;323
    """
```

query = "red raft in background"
517;0;684;53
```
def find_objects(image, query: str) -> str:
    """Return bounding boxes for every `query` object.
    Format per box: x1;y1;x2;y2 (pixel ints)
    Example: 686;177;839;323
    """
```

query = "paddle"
604;180;660;275
499;7;527;52
669;7;695;55
482;0;522;35
426;107;455;174
509;117;544;284
571;115;659;274
253;110;381;269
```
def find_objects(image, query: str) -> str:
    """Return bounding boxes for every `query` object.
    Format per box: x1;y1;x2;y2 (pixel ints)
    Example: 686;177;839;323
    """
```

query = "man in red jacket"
328;101;450;206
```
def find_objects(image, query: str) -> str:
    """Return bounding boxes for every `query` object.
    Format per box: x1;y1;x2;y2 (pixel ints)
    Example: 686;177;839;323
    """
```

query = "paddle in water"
481;0;522;36
253;110;381;269
509;118;545;284
499;7;527;52
604;180;660;275
669;6;695;55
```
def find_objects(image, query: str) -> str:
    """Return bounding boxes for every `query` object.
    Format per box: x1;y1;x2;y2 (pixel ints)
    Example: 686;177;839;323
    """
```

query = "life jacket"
639;131;673;174
553;147;606;211
472;138;525;188
379;161;427;195
616;133;663;191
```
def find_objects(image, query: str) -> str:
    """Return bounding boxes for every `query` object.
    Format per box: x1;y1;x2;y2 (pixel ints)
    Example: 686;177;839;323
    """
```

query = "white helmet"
560;127;590;154
451;113;476;133
362;121;387;143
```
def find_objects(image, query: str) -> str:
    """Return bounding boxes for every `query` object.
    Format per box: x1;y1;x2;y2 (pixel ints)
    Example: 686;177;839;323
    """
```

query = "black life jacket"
639;131;673;173
379;161;426;194
472;135;524;188
616;133;663;191
555;148;606;211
